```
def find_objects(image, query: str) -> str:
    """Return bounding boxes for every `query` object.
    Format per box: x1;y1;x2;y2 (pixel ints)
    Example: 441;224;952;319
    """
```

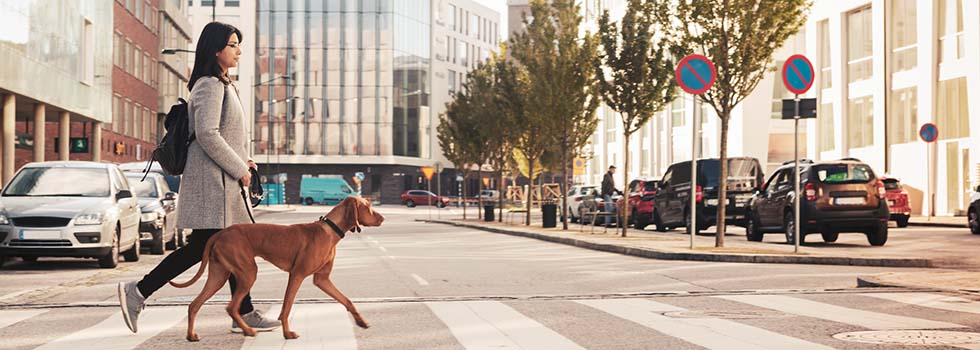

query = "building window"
449;4;456;30
670;98;685;127
123;99;132;136
458;40;467;66
890;0;917;73
124;40;132;74
887;87;917;145
846;6;873;83
143;52;151;83
818;20;831;89
448;69;456;94
225;0;239;6
770;60;795;119
470;14;479;38
818;103;835;152
847;96;873;148
113;32;123;67
113;95;122;133
937;77;969;140
202;0;214;6
939;0;965;62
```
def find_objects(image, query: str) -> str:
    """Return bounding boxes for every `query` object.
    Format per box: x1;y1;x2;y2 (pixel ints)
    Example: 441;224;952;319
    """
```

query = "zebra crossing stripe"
34;307;186;350
242;303;357;350
0;309;45;330
577;299;834;350
426;301;586;350
718;294;966;330
863;293;980;315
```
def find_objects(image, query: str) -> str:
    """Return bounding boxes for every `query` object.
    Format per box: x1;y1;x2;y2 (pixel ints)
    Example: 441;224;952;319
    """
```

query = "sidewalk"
252;204;297;216
858;271;980;295
908;215;967;228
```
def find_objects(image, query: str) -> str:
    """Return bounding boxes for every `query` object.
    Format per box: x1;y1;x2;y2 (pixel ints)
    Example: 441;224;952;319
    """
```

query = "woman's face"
216;33;241;71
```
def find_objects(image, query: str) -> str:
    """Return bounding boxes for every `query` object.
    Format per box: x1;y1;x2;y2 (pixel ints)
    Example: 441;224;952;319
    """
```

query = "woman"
117;22;279;334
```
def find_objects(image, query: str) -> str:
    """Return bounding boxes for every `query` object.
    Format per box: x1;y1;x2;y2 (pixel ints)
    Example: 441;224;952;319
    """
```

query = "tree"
596;0;677;237
510;0;600;228
658;0;809;246
483;52;519;222
462;60;501;220
438;90;478;220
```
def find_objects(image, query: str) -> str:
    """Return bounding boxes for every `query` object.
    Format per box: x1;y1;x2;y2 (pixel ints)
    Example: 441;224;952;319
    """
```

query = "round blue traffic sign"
782;54;815;95
919;123;938;143
675;54;716;95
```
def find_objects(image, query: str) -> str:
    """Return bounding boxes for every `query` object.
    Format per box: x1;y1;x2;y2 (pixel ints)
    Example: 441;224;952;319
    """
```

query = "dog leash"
241;186;256;224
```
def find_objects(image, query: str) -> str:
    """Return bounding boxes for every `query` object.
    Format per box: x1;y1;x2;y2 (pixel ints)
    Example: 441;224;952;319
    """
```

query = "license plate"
20;230;62;240
834;197;866;205
888;200;896;206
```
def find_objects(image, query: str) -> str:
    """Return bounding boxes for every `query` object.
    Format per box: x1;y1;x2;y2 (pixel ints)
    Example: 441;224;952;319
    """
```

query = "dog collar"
319;216;346;239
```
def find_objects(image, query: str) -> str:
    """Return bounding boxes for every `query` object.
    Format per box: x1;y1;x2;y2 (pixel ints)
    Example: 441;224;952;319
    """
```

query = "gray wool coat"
176;76;252;230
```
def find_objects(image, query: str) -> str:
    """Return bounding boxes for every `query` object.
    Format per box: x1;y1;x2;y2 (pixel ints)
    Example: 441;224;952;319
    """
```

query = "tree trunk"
716;112;731;247
462;172;468;220
477;166;484;221
526;159;535;226
561;145;569;230
622;136;630;237
498;172;505;222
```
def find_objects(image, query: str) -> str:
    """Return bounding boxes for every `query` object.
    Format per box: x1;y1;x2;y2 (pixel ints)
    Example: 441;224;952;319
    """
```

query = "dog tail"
169;233;218;288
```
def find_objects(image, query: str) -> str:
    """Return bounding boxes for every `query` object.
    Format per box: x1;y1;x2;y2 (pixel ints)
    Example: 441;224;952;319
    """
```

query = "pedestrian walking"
601;165;619;227
117;22;280;334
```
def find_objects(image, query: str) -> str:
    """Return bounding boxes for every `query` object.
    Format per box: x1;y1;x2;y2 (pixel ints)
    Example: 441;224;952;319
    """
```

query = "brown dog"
170;196;384;341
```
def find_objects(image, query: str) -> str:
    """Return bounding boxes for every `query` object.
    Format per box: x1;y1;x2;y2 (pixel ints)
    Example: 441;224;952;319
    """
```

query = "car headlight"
0;213;8;225
140;212;157;222
705;199;719;206
75;213;104;225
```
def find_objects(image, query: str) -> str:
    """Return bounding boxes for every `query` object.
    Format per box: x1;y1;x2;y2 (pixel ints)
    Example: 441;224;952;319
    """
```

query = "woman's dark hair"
187;22;242;91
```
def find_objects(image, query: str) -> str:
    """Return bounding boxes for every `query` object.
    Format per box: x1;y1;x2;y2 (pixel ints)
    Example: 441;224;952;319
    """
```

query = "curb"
426;220;933;268
856;275;980;295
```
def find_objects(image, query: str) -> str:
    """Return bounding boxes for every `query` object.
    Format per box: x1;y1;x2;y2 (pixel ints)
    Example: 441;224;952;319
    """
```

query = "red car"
881;176;911;227
617;178;661;230
401;190;449;208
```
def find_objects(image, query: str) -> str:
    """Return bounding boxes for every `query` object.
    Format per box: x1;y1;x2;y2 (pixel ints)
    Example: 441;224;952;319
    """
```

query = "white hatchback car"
566;185;598;223
0;162;141;268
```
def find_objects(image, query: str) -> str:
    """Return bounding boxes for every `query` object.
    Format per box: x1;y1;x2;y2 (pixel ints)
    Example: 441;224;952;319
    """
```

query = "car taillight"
805;183;816;201
696;186;703;202
574;197;582;202
877;181;886;199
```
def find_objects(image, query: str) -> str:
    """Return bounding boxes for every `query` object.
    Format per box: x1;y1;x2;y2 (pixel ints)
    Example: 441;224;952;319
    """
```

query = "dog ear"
346;197;361;233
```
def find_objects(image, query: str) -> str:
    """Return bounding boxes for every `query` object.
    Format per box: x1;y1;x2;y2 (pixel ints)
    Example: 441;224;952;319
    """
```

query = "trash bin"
484;204;495;221
542;203;557;228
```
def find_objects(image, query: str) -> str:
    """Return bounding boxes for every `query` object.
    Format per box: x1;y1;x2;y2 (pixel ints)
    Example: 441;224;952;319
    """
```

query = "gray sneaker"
231;309;282;333
117;281;145;333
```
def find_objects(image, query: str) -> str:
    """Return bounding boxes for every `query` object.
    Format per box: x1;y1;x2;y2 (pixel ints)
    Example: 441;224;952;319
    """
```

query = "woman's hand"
240;170;252;189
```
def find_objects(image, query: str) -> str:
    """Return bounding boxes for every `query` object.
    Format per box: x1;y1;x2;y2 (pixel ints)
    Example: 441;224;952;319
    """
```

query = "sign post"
919;123;939;218
782;54;815;253
421;166;435;220
675;54;716;250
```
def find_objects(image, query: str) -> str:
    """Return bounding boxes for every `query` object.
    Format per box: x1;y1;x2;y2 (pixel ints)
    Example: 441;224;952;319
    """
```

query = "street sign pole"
781;55;815;253
675;54;716;250
918;123;939;219
794;94;801;253
690;97;700;249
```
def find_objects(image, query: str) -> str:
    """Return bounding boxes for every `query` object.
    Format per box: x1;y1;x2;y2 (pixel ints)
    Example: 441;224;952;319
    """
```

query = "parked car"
125;173;180;254
401;190;449;208
578;189;623;226
0;162;141;268
652;157;764;233
616;178;660;230
300;177;357;205
744;158;889;246
969;185;980;235
880;176;911;228
566;185;597;223
476;190;499;201
118;161;181;193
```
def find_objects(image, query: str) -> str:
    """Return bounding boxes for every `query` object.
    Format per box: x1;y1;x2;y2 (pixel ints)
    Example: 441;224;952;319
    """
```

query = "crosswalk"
1;292;980;350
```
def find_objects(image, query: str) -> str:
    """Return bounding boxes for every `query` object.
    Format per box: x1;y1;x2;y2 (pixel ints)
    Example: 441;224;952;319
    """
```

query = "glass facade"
846;6;873;83
255;0;430;158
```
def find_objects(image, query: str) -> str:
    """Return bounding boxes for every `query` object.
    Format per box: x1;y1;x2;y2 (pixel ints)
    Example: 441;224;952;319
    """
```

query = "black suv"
969;185;980;235
651;157;764;233
744;159;890;246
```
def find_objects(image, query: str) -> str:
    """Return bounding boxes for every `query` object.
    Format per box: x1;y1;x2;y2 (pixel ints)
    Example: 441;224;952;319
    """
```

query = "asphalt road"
1;206;980;349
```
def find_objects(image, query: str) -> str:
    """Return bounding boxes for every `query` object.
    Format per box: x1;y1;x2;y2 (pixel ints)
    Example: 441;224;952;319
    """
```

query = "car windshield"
127;177;158;197
2;167;110;197
644;182;659;191
815;164;875;184
700;159;760;187
883;179;901;190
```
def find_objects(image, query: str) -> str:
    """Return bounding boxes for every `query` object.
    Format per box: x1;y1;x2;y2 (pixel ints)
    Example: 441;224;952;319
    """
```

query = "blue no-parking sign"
919;123;938;143
782;54;815;95
675;54;716;95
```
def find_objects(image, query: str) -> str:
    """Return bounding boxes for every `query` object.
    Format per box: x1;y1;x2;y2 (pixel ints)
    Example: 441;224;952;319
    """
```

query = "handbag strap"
240;186;256;224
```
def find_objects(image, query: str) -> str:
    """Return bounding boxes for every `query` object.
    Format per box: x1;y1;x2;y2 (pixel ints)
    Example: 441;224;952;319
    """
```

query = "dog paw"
284;331;299;339
187;333;200;342
355;319;370;329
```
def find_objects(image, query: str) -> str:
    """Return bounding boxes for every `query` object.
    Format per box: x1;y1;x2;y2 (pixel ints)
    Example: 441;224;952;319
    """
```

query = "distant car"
565;185;597;223
118;162;181;193
969;185;980;235
652;157;764;233
476;190;499;201
744;158;889;246
300;177;357;205
401;190;449;208
578;189;623;226
125;173;180;255
617;178;660;230
880;176;911;228
0;162;141;268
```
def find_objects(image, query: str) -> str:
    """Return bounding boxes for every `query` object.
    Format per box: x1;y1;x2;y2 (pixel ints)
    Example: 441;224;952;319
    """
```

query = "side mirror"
164;192;177;201
976;185;980;193
116;190;133;200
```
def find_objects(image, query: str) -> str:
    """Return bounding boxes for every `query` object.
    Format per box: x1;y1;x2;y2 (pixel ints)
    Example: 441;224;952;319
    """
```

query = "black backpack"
149;98;196;176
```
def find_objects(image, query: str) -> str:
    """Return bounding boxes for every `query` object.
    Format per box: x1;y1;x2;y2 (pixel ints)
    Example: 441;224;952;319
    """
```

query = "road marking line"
718;294;966;330
242;303;357;350
411;274;429;286
577;299;833;350
0;309;44;330
863;293;980;315
35;307;186;350
427;301;585;350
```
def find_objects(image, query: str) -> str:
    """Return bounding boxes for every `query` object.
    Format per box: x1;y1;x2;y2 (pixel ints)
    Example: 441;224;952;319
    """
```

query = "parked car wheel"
685;208;701;235
821;231;839;243
304;197;315;206
569;208;578;223
745;212;763;242
970;209;980;235
177;229;187;247
867;223;888;246
405;199;416;208
99;230;120;269
165;223;177;251
895;215;909;228
150;227;165;255
783;211;804;245
634;209;649;230
124;233;141;262
437;201;446;208
653;210;668;232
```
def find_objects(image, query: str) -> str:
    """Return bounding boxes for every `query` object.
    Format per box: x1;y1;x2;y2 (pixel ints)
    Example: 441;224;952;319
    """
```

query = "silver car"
0;162;141;268
125;172;180;255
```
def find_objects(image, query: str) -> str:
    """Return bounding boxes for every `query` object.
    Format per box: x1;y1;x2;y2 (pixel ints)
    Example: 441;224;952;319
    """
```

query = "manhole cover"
663;310;787;319
833;331;980;346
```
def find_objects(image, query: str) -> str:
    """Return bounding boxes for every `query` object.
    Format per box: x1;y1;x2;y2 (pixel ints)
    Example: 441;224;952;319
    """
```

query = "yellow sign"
482;178;490;187
573;158;586;175
421;166;435;180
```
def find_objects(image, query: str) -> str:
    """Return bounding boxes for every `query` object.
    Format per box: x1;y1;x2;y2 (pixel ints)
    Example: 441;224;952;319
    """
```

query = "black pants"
136;229;254;315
